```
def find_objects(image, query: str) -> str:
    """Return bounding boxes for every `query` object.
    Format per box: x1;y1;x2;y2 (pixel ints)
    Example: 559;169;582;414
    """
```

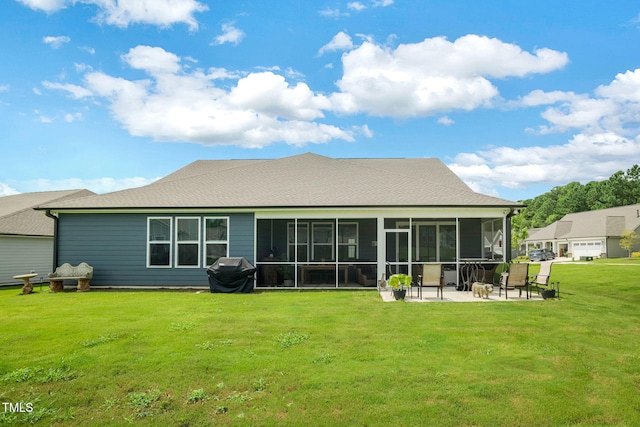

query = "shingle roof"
527;203;640;240
0;190;95;236
38;153;521;210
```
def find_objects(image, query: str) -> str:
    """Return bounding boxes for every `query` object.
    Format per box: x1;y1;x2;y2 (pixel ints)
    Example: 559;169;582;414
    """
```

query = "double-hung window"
176;217;201;267
148;217;172;267
204;217;229;266
147;216;229;268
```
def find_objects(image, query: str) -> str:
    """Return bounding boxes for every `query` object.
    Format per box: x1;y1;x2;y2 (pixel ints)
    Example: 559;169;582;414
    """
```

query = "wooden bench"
48;262;94;292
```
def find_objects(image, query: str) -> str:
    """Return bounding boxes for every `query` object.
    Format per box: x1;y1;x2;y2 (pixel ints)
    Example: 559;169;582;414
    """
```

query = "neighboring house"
525;204;640;259
37;153;522;289
0;189;95;284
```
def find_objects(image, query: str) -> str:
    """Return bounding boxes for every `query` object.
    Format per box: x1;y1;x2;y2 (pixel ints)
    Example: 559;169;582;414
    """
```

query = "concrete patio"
379;285;546;302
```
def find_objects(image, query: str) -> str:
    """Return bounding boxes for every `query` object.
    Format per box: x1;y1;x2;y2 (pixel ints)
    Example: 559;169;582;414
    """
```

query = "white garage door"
572;241;602;258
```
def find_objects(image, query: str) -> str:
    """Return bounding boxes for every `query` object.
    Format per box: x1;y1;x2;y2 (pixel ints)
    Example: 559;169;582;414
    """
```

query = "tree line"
512;164;640;247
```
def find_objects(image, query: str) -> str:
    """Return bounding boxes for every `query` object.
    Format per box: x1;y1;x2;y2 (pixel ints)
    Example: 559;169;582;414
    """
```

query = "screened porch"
255;216;507;289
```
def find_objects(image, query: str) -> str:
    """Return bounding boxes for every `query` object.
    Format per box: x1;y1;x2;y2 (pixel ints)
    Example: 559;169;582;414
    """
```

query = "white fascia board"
254;206;511;219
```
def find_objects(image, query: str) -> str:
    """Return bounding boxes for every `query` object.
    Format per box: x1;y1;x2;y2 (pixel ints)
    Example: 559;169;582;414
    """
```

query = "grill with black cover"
207;257;256;293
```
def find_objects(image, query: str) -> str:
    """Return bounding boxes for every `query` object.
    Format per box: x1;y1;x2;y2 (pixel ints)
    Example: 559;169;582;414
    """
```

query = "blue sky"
1;0;640;201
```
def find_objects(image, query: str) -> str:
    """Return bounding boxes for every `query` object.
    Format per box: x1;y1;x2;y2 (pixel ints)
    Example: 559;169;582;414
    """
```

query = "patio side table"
13;273;38;295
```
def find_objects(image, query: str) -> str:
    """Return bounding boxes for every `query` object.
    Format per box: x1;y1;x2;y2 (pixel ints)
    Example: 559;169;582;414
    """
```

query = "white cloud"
18;0;208;30
332;34;569;117
212;22;245;46
357;124;374;137
16;0;66;13
347;2;366;11
74;62;93;73
537;98;620;133
64;112;82;122
438;116;454;126
318;32;354;56
519;71;640;136
43;35;70;49
228;72;331;121
518;89;583;107
449;132;640;194
122;45;181;74
42;81;93;99
0;84;9;92
319;8;349;19
449;68;640;197
595;69;640;102
44;45;354;148
0;182;20;197
38;35;575;154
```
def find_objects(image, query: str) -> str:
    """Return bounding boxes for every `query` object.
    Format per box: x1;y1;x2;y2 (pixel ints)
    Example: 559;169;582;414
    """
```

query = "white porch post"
377;215;385;281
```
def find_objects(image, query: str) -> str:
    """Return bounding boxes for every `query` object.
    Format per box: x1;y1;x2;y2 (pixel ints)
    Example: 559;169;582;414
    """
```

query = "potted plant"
388;273;412;300
278;265;294;287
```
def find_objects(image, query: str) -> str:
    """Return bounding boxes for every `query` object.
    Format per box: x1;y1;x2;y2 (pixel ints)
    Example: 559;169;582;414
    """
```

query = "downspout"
505;208;516;262
45;210;58;271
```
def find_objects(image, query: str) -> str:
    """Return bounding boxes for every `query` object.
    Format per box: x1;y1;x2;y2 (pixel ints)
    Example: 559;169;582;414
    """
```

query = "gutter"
44;210;58;271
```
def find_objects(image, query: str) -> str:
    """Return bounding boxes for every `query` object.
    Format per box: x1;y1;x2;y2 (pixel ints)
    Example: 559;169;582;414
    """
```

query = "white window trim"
175;217;201;268
147;217;173;268
203;216;230;267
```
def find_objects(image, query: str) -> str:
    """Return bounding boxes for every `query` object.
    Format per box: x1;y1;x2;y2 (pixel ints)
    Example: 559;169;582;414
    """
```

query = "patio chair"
417;264;444;300
531;262;560;298
499;263;530;299
478;264;497;284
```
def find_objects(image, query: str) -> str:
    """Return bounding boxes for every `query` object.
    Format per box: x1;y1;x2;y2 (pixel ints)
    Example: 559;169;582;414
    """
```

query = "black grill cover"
207;257;256;293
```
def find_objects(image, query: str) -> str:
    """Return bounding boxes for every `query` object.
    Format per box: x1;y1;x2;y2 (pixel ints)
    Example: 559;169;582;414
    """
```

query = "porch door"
385;230;410;276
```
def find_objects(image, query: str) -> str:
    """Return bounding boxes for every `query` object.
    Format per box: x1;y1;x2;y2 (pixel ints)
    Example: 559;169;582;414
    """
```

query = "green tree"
510;213;529;254
620;229;640;258
512;165;640;254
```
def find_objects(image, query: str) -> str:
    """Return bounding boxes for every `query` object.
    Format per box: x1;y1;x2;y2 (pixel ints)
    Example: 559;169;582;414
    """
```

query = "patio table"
13;273;38;294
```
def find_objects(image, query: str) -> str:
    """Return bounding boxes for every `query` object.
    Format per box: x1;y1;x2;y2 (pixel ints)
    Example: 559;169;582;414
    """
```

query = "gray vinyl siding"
57;213;254;287
0;235;52;285
606;237;626;258
229;214;254;263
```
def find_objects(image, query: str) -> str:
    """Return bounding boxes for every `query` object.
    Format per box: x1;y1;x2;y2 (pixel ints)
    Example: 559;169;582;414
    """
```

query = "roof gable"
0;190;95;236
527;203;640;240
39;153;521;210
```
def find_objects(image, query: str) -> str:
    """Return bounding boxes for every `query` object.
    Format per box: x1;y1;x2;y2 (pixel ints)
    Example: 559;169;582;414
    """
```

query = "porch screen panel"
338;222;358;261
413;224;437;262
311;220;335;262
459;218;482;259
256;219;293;287
338;218;376;262
439;225;456;261
256;219;290;261
288;222;309;262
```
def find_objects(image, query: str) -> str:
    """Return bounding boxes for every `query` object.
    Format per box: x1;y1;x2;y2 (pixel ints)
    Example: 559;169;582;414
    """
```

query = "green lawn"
1;263;639;426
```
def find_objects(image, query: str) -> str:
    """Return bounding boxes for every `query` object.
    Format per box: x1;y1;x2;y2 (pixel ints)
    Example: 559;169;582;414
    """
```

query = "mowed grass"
1;263;639;426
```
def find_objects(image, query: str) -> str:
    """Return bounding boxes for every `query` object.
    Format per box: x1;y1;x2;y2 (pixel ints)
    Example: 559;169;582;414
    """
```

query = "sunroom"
254;210;508;289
